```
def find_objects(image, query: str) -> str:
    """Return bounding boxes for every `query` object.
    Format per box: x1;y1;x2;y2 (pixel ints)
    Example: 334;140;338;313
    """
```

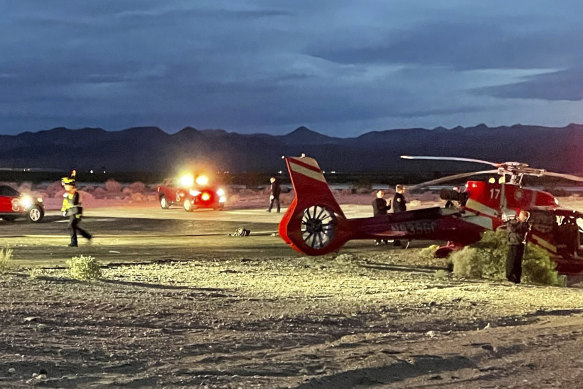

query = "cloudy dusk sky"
1;0;582;136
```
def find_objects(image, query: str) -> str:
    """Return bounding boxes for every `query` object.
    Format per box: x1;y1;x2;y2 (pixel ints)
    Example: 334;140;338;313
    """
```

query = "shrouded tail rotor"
279;156;351;255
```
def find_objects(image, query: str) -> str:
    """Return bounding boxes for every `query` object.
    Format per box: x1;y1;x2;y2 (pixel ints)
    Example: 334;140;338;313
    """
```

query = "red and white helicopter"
278;155;583;275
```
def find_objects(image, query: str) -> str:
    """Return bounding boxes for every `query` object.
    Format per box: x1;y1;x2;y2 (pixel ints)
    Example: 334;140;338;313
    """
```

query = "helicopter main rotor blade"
407;170;499;191
401;155;500;168
542;171;583;183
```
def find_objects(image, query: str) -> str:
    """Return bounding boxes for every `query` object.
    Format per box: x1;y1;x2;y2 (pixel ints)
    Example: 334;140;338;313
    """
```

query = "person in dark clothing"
372;190;389;216
61;177;92;247
506;210;531;284
459;186;469;207
267;176;281;213
444;186;460;208
372;190;390;245
392;184;407;213
392;184;407;247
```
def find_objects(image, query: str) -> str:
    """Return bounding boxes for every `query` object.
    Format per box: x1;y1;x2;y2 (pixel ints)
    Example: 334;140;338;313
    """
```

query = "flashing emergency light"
196;175;209;186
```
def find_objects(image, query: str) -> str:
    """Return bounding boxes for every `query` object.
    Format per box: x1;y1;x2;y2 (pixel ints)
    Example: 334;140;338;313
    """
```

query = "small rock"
425;330;436;338
481;344;495;352
8;368;15;374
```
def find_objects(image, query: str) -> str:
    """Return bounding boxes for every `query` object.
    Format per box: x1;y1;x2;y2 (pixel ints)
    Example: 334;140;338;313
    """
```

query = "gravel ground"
1;251;582;388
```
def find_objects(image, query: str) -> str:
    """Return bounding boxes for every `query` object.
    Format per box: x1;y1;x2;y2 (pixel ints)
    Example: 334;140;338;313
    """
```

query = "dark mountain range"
0;123;582;175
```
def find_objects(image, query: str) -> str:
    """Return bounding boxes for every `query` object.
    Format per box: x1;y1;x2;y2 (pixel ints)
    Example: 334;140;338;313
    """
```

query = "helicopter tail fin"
278;156;348;255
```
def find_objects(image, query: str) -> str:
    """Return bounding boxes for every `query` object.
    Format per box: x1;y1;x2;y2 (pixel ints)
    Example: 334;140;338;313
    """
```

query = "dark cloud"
309;20;582;71
474;68;583;101
1;1;583;136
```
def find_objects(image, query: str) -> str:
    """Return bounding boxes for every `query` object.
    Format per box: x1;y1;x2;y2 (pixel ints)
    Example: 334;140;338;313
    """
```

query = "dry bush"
92;187;107;199
0;246;13;273
67;255;102;281
105;179;121;192
450;230;561;285
129;181;146;193
78;190;94;202
45;181;64;197
130;193;145;202
522;245;562;286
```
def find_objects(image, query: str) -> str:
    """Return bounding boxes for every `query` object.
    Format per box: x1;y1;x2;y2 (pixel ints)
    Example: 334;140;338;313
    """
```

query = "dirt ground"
1;201;583;388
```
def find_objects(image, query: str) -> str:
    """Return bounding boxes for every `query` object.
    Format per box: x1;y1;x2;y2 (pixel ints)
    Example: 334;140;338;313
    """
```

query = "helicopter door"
555;215;581;256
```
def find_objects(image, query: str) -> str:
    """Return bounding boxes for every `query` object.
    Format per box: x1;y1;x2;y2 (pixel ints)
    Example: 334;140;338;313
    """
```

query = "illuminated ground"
0;205;582;388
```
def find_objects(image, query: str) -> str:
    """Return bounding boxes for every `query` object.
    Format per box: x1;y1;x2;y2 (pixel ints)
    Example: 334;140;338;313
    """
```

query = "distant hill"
0;124;582;174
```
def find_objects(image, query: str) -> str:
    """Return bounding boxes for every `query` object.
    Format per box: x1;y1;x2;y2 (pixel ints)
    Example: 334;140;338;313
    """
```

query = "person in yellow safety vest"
61;176;92;247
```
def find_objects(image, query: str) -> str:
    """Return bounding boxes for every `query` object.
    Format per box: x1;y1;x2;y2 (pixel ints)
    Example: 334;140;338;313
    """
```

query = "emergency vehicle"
0;185;44;222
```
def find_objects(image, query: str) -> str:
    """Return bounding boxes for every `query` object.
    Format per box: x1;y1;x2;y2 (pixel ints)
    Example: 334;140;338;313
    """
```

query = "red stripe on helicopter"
289;158;321;173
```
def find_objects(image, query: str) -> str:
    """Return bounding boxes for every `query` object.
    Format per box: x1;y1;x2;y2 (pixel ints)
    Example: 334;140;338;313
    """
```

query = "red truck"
0;185;45;222
156;174;226;211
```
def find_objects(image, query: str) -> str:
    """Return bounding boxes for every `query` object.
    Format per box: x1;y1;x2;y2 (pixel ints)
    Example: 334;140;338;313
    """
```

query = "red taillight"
201;192;211;201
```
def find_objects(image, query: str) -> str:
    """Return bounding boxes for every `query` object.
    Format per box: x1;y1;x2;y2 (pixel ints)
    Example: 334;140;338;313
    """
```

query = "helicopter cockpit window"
530;211;554;234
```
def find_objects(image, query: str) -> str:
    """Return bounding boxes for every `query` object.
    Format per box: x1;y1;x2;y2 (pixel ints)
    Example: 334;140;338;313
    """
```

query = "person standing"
506;210;530;284
444;186;460;208
372;190;389;245
267;176;281;213
61;176;92;247
392;184;407;213
392;184;407;247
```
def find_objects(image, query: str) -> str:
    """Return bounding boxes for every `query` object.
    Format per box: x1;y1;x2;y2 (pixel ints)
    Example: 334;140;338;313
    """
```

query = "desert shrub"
450;230;561;285
29;267;43;279
0;246;14;273
129;181;146;193
46;181;65;197
522;244;562;285
130;193;145;202
92;187;107;199
67;255;102;281
78;190;95;202
351;180;371;194
451;247;484;279
105;179;121;192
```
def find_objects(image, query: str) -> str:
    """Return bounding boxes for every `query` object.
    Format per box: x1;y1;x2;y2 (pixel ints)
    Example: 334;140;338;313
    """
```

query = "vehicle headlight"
190;190;200;196
216;188;225;196
219;196;226;203
201;192;211;201
20;196;33;208
181;174;194;187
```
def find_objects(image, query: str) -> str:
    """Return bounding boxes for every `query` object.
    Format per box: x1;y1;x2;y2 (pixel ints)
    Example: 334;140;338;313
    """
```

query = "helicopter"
278;155;583;275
